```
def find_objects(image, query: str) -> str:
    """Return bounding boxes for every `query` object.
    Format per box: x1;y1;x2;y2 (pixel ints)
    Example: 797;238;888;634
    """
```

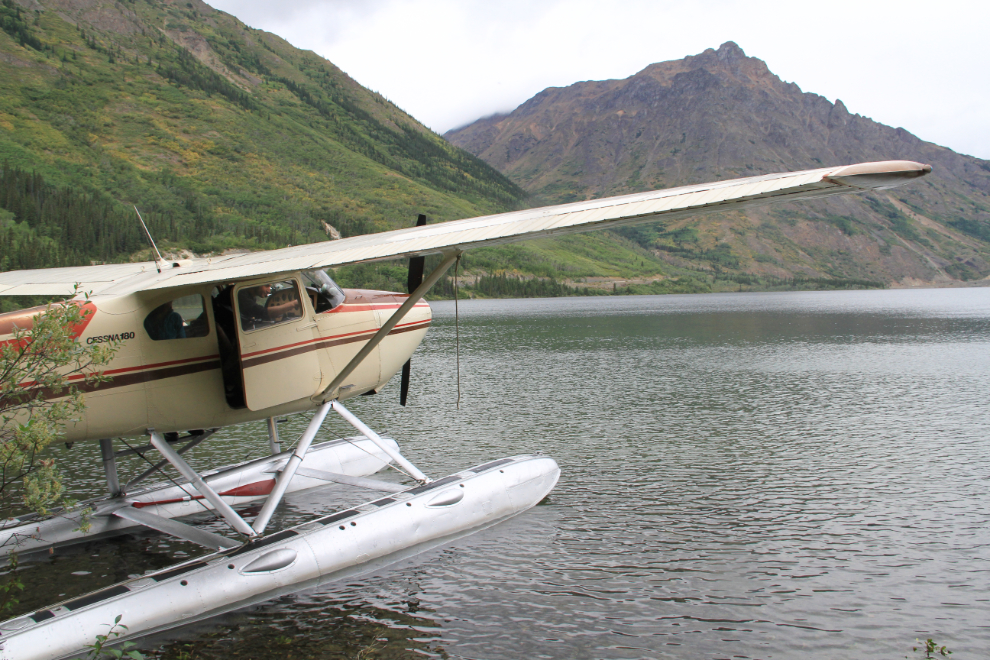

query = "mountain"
0;0;523;289
5;7;988;298
446;42;990;288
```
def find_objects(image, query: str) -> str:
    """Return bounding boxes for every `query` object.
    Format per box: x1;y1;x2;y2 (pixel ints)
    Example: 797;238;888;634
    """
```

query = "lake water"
10;287;990;659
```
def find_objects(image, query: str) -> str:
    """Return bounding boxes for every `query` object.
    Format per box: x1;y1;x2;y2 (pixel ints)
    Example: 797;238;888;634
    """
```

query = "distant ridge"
447;42;990;286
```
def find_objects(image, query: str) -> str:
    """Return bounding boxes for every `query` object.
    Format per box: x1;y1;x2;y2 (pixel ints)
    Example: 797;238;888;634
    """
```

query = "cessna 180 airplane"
0;160;930;659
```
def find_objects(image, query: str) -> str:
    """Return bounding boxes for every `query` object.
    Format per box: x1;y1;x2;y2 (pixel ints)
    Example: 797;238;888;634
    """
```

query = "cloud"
208;0;990;159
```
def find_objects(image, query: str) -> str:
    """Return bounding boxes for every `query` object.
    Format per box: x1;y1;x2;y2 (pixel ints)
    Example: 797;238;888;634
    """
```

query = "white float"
0;454;559;660
0;435;398;556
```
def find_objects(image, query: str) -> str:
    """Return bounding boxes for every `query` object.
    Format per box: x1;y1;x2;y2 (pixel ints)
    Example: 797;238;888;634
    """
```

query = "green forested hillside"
8;4;972;302
0;0;524;277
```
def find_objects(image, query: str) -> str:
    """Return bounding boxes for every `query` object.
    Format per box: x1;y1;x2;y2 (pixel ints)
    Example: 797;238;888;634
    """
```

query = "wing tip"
824;160;932;190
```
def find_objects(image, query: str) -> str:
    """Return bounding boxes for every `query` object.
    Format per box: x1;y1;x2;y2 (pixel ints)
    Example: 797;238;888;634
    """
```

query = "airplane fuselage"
3;272;431;442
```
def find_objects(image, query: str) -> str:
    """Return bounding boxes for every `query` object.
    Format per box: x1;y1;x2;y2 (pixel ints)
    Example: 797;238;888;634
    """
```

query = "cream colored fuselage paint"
6;276;431;442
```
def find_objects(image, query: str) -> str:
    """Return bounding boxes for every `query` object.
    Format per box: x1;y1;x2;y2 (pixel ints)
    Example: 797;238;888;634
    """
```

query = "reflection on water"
7;288;990;659
140;594;448;660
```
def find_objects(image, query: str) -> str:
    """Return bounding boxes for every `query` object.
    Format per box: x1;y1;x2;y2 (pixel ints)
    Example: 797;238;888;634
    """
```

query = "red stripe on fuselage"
14;290;430;390
240;319;431;359
0;301;97;348
16;353;220;389
16;319;431;391
324;301;430;314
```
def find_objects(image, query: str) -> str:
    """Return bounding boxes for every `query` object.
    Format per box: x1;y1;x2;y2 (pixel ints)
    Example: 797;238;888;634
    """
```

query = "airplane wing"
0;160;930;297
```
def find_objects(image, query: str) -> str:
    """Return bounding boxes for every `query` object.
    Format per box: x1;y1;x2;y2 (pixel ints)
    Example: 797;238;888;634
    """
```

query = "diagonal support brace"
112;506;237;551
125;430;215;492
331;400;429;483
294;467;403;493
252;401;332;535
317;250;460;402
149;431;256;537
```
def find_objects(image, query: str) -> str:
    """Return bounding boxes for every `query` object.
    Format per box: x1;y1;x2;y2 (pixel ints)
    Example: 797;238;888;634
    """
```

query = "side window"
238;280;304;331
144;295;209;341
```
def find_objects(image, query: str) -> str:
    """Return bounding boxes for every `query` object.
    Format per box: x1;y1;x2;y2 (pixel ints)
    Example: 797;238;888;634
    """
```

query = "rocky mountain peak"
715;40;745;60
633;40;789;101
687;40;750;70
445;44;990;287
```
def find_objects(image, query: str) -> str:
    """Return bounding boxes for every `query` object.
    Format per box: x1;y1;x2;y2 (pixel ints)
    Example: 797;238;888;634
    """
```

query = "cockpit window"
301;270;346;313
237;280;304;331
144;295;209;341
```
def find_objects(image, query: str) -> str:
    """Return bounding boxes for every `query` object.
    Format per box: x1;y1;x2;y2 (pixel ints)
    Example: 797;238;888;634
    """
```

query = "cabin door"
234;278;324;411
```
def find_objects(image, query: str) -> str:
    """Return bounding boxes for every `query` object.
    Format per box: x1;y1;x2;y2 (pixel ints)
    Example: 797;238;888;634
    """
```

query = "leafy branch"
77;614;144;660
0;287;118;515
912;638;953;659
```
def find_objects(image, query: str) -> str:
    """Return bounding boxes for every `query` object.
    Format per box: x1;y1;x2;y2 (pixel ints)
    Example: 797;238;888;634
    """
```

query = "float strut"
331;400;429;483
113;507;237;551
252;401;332;535
295;467;402;493
149;431;256;538
267;417;281;455
125;430;214;492
99;438;121;497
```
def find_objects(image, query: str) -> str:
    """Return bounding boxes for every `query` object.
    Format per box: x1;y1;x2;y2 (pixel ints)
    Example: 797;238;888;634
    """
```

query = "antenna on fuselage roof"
134;205;164;274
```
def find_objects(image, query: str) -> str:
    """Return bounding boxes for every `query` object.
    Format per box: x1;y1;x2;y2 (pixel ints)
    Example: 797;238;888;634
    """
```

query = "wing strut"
317;250;461;402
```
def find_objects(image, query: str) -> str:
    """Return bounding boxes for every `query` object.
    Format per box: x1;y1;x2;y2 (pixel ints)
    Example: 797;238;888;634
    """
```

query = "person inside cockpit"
237;283;271;329
237;282;302;330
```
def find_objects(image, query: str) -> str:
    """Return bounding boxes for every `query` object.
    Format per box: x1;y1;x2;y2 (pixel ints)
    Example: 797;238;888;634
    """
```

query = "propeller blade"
399;359;412;406
401;214;427;407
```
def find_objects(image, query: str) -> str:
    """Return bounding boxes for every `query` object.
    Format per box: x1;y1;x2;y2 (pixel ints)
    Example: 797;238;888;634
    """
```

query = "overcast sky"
208;0;990;160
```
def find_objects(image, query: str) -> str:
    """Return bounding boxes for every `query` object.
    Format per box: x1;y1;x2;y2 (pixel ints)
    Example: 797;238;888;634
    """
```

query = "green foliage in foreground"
0;294;117;625
0;552;22;615
76;614;144;660
912;638;952;659
0;293;116;516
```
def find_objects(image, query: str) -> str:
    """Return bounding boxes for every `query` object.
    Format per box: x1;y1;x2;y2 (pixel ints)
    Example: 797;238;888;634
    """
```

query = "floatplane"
0;161;929;659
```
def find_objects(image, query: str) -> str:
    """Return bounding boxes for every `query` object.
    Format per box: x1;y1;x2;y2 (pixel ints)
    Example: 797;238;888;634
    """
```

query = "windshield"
301;270;346;312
